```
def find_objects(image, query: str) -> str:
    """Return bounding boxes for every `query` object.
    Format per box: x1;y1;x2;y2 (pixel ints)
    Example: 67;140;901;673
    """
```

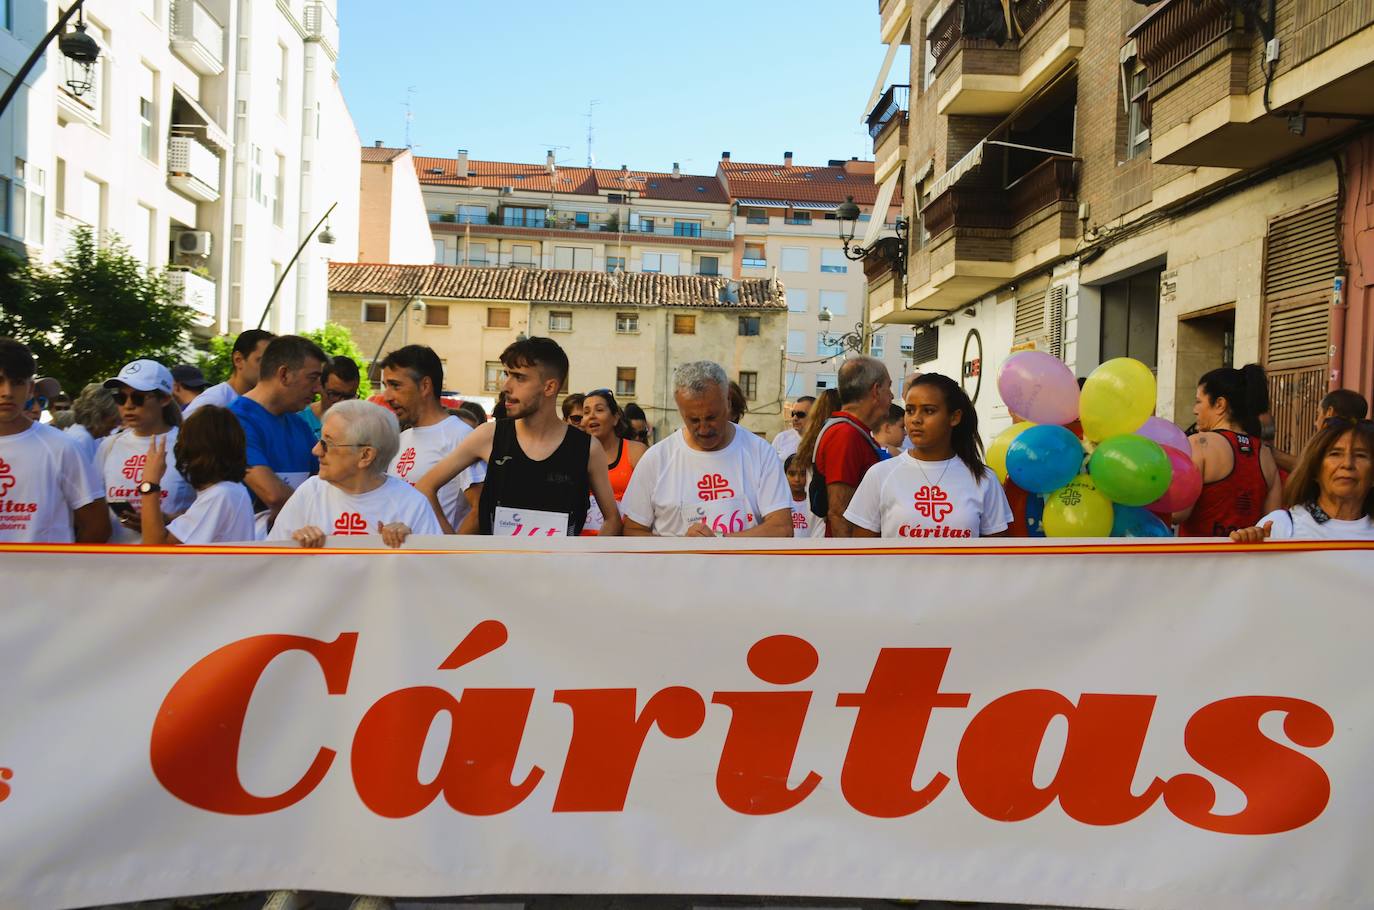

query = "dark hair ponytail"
1198;363;1270;435
909;373;987;484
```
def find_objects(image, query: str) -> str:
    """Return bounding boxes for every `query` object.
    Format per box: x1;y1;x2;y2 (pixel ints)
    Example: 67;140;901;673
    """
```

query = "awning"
862;171;901;248
735;198;790;209
789;201;839;211
171;85;230;151
913;157;934;186
862;40;902;124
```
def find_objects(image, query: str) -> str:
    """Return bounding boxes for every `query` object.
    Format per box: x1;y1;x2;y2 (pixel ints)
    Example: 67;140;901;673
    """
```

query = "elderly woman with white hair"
620;360;793;538
268;399;441;548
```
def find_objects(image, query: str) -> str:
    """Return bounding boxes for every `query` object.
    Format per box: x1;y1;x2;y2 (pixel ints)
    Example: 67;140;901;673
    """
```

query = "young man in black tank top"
415;337;621;536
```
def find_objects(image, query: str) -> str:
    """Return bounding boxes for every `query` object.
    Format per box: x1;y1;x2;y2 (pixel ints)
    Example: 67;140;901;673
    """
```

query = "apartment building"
716;152;908;400
865;0;1374;455
0;0;359;337
416;151;736;279
358;143;433;265
326;263;789;438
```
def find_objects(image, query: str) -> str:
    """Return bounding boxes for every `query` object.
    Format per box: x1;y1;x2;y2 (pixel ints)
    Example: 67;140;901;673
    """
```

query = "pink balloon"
997;351;1080;426
1138;416;1189;454
1149;445;1202;512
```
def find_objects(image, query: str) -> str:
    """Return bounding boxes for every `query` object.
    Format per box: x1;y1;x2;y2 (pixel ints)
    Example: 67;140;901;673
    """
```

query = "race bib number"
683;497;756;535
583;494;606;533
492;506;570;538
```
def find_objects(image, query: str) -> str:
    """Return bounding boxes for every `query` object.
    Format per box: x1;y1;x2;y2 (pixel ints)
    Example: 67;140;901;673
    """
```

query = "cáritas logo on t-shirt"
333;512;368;535
395;448;417;479
0;457;39;529
121;454;147;481
0;457;15;497
899;485;970;538
697;473;734;502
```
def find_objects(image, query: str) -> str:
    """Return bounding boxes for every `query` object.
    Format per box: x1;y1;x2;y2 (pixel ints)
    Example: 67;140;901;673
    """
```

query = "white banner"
2;538;1373;910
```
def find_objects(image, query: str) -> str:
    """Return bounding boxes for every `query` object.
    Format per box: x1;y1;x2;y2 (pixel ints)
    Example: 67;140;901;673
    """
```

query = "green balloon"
1088;434;1173;506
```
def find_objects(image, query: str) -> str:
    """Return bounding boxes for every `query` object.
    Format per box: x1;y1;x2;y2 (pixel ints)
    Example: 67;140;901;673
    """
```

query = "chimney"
783;151;793;167
374;140;383;148
721;151;731;161
844;158;875;176
457;149;469;175
620;164;629;173
546;149;556;172
671;162;681;179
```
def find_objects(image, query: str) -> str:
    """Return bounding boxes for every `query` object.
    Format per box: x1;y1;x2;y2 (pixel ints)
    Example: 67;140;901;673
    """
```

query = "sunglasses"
112;390;159;407
24;395;49;411
791;410;809;419
568;414;583;424
1323;417;1374;432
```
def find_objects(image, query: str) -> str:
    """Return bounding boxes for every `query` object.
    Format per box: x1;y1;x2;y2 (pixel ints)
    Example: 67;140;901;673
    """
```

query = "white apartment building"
0;0;358;337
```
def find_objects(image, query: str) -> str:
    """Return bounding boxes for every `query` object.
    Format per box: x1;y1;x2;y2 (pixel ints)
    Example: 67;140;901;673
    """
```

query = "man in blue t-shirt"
228;335;325;522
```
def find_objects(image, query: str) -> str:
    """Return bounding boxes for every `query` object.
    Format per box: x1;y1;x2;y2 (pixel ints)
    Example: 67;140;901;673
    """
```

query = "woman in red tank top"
580;389;647;535
1177;364;1282;537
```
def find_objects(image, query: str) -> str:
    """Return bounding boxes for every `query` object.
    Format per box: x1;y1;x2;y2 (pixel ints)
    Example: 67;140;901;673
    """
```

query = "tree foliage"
198;322;372;397
0;228;194;390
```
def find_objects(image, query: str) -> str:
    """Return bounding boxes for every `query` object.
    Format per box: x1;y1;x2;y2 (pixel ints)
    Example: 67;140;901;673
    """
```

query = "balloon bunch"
988;352;1201;538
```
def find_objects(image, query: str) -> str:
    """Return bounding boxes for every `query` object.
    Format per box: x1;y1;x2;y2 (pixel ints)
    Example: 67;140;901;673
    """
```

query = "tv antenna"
403;86;417;148
586;99;600;166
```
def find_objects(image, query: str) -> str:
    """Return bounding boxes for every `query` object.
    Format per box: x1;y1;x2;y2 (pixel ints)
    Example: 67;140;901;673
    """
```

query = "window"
820;290;847;316
638;217;655;233
484;361;503;392
815;373;837;391
673;314;696;335
900;334;916;354
698;255;719;276
786;373;805;398
14;160;44;244
869;333;886;358
574;212;590;228
79;175;104;232
433;240;446;264
742;243;766;268
276;43;289;118
673;220;702;237
644;251;677;273
787;330;806;354
457;204;486;224
738;316;761;337
138;65;157;161
605;256;626;272
465;241;487;267
781;247;809;272
818;337;845;358
1;0;10;30
554;246;592;270
616;367;637;398
1125;61;1151;160
250;145;264;205
0;177;10;235
820;248;848;274
273;153;285;227
1101;269;1161;369
487;307;511;328
738;371;759;400
616;312;639;333
425;304;450;327
130;204;153;264
745;208;767;224
512;244;534;267
503;206;546;227
787;289;808;313
607;193;625;204
363;301;388;323
785;211;812;225
549;311;573;332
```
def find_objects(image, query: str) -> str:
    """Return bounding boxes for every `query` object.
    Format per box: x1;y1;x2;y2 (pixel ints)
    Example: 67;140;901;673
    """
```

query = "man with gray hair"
621;360;792;538
812;356;893;536
268;399;441;548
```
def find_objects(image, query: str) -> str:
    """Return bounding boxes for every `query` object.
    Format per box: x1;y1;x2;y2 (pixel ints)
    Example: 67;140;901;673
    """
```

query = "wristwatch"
137;481;161;496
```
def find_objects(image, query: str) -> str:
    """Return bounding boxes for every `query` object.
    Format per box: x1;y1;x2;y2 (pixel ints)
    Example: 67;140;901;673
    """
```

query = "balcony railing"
930;0;1062;69
167;269;217;325
167;135;222;203
923;155;1077;237
170;0;225;76
1133;0;1237;76
867;84;910;139
470;217;735;241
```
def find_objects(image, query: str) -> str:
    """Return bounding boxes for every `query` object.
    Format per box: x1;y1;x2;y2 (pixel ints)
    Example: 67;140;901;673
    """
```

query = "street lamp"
836;195;909;279
817;306;868;357
0;0;101;120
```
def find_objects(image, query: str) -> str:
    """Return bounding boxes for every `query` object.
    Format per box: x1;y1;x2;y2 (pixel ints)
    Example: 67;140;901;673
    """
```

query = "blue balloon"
1111;504;1173;538
1006;425;1084;494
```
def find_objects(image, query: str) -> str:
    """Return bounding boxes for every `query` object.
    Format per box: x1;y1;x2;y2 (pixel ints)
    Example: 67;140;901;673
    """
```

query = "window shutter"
1047;284;1067;359
1263;199;1337;367
1014;291;1046;341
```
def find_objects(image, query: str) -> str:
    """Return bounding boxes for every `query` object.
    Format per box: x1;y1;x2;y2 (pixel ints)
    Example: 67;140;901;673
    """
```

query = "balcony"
879;0;912;45
303;2;339;61
167;135;222;203
1137;0;1374;169
170;0;225;76
929;0;1084;116
867;85;910;185
436;217;734;246
167;269;217;326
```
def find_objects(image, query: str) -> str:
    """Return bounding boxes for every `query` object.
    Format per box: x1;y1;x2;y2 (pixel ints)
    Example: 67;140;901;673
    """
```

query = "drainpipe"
1329;152;1349;391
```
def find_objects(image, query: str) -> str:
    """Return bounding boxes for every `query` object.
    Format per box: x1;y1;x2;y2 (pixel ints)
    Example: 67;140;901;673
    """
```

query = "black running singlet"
478;419;592;535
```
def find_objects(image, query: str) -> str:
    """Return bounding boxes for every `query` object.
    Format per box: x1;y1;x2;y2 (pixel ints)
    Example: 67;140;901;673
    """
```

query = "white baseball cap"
103;359;174;395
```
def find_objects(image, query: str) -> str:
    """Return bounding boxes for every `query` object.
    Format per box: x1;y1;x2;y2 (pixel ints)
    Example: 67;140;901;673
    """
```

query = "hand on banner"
378;521;412;549
1230;520;1274;544
291;526;327;548
685;518;718;538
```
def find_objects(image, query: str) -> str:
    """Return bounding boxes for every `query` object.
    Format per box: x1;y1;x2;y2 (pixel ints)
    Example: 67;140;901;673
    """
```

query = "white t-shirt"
1259;505;1374;541
182;381;239;417
621;426;792;537
772;428;801;462
388;416;485;527
63;423;99;466
166;481;256;544
791;495;826;539
267;474;443;542
95;427;196;543
844;453;1012;539
0;422;104;542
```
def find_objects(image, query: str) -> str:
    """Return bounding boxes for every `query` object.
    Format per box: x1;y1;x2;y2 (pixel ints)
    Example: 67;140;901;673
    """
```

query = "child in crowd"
872;403;906;457
784;454;825;539
139;406;256;546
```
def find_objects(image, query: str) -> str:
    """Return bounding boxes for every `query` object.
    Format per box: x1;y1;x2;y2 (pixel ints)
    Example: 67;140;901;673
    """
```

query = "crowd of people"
1;330;1370;547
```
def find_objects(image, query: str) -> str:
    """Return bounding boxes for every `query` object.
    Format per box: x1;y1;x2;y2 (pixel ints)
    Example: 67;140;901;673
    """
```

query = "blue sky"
337;1;908;174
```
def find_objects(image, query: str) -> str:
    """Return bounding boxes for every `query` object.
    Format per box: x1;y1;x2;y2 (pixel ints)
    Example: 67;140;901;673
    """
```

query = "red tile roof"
719;159;897;207
328;263;784;310
412;155;729;204
362;146;409;163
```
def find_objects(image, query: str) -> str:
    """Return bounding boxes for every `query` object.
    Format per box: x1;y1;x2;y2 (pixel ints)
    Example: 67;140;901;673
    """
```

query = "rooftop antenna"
586;99;600;167
403;86;417;149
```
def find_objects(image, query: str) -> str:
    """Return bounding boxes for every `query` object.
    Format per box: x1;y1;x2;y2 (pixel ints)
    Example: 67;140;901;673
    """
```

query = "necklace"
908;451;954;489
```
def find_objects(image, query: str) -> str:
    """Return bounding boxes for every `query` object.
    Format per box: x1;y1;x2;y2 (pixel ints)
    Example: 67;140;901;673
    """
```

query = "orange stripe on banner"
2;541;1373;557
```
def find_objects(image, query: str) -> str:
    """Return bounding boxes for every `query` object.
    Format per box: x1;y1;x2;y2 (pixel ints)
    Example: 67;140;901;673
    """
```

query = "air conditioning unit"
176;231;212;257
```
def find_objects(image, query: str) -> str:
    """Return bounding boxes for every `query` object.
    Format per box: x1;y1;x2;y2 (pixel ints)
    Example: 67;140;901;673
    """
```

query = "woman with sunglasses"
95;360;194;542
1231;417;1374;542
579;388;647;535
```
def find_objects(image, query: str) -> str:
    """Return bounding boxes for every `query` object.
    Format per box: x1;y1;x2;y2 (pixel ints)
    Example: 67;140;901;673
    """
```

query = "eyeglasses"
568;414;583;424
112;390;154;407
24;396;49;411
1323;417;1374;432
316;438;369;453
791;410;809;419
323;388;359;402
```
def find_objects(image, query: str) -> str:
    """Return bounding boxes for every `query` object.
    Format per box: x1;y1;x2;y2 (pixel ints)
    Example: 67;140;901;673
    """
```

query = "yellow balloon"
1080;358;1157;442
987;421;1035;483
1043;474;1114;538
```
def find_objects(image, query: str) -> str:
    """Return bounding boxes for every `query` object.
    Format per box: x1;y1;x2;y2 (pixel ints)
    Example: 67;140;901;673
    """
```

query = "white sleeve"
618;448;658;528
843;468;883;533
462;460;487;488
1259;508;1295;540
167;495;217;544
59;436;103;510
266;484;311;541
93;434;114;479
754;444;794;516
980;468;1013;535
406;492;444;536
